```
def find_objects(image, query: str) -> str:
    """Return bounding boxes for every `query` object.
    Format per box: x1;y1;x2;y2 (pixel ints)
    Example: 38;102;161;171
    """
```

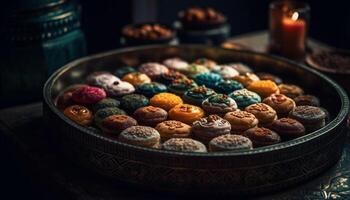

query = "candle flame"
291;12;299;21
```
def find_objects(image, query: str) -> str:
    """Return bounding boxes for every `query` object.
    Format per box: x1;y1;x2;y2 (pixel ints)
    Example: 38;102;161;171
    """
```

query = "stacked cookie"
56;57;328;153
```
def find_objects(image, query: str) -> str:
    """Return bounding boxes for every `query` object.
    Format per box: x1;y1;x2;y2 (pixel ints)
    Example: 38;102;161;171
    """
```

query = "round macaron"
159;70;187;85
168;104;205;125
263;94;296;117
278;84;304;98
92;98;120;112
202;94;238;116
150;92;183;111
63;105;93;126
122;72;151;86
289;105;326;132
136;82;167;97
133;106;168;127
247;80;280;99
181;64;209;78
270;118;305;139
120;94;149;113
214;79;243;94
245;103;277;126
86;72;120;89
256;72;283;85
233;72;260;87
94;107;126;127
163;57;189;71
55;84;88;110
243;127;281;147
223;63;252;74
183;86;216;106
209;134;253;152
192;115;231;144
293;94;320;107
167;78;198;96
193;58;218;70
229;89;261;109
100;115;137;135
155;120;191;141
72;86;106;105
162;138;207;153
138;62;169;80
119;126;160;148
224;110;258;133
212;65;239;79
114;66;136;78
194;72;223;89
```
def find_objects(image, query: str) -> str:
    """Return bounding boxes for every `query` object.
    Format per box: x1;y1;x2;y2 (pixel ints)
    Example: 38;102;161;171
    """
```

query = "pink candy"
72;86;106;105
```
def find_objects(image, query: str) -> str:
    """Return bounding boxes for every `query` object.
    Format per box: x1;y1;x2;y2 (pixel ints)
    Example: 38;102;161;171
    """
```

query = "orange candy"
247;80;279;98
169;104;205;125
63;105;93;126
150;92;183;111
122;72;151;86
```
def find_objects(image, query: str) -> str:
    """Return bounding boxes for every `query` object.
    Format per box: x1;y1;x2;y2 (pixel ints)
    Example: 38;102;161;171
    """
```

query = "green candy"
120;94;149;113
92;98;120;112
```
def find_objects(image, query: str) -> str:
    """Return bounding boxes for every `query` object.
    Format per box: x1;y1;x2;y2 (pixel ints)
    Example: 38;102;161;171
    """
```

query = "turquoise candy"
120;94;149;113
215;80;244;94
94;107;126;127
136;82;167;97
194;72;223;89
229;89;261;108
183;86;216;106
114;66;136;78
92;98;120;112
168;78;198;96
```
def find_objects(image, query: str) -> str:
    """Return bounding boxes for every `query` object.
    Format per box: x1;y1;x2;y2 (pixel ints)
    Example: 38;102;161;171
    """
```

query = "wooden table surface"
0;32;349;200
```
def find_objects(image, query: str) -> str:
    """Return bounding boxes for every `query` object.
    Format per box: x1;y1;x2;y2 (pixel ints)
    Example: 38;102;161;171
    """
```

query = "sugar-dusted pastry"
224;110;258;133
63;105;93;126
202;94;237;115
163;57;189;71
86;72;120;88
122;72;151;86
162;138;207;152
169;104;205;125
233;72;260;87
229;89;261;108
245;103;277;126
136;82;167;97
72;86;106;105
256;72;283;85
138;62;169;80
212;65;239;79
194;72;223;89
209;134;253;152
133;106;168;127
243;127;281;147
100;115;137;135
294;94;320;107
263;94;296;117
104;80;135;97
92;98;120;112
278;84;304;98
270;118;305;139
167;78;198;96
247;80;280;98
214;79;243;94
119;126;160;148
120;94;149;113
183;86;216;106
155;120;191;141
289;105;326;132
150;92;183;111
192;115;231;144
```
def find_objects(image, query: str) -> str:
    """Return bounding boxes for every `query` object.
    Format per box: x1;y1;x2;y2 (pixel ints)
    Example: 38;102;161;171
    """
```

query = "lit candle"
280;12;306;59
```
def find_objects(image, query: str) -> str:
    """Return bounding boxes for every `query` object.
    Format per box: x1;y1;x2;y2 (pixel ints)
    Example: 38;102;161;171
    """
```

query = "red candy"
72;86;106;105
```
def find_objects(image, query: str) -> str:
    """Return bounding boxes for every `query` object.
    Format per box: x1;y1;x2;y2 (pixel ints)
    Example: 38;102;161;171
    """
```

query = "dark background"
1;0;350;199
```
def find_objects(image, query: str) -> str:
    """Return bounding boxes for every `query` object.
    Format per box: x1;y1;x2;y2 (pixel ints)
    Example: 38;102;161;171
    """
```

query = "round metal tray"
43;45;349;195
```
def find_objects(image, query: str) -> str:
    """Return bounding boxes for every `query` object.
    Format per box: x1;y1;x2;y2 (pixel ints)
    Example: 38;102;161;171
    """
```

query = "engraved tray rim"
43;44;349;157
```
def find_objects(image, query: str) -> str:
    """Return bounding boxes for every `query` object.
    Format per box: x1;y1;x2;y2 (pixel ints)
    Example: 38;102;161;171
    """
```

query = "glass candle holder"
269;1;310;60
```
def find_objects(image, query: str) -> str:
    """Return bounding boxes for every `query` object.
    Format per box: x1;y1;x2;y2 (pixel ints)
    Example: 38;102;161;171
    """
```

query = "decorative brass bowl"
43;45;349;195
